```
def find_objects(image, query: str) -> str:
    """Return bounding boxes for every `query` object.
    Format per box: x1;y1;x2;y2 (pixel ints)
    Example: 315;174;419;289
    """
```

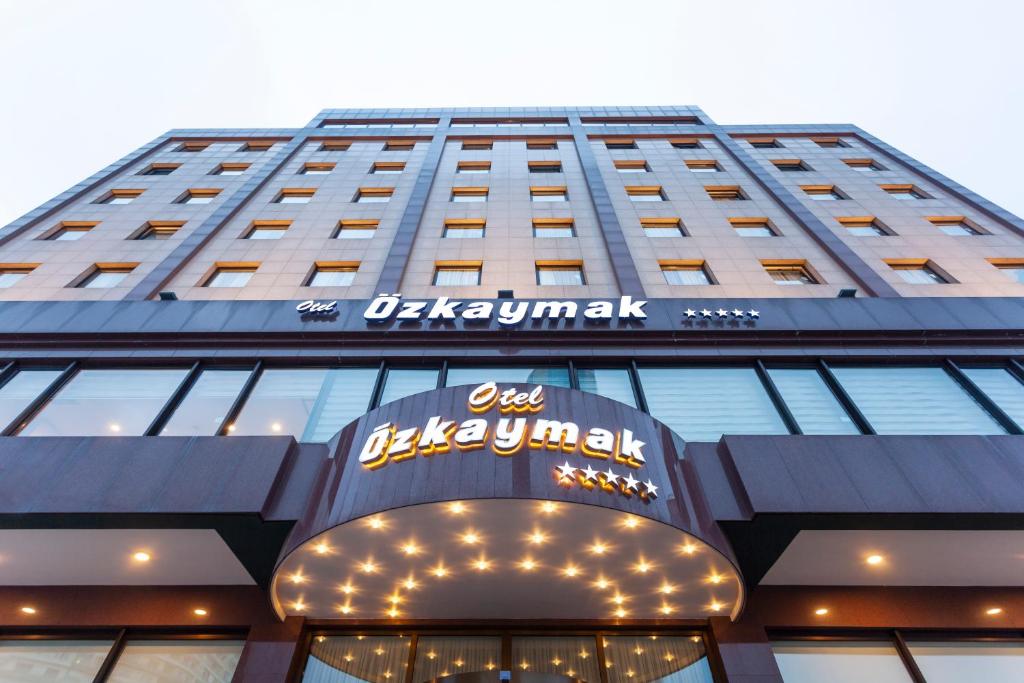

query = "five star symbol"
684;306;760;321
554;464;659;500
555;462;577;483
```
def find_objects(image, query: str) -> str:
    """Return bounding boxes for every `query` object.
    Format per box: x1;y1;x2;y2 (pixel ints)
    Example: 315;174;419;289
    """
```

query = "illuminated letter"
396;301;427;319
529;419;579;452
531;300;577;320
427;297;461;320
463;301;493;319
582;428;615;459
584;300;613;320
617;296;647;320
359;422;395;469
418;416;456;455
468;382;498;413
617;429;646;468
296;300;314;312
364;294;401;321
497;301;528;326
493;418;527;455
454;418;488;451
388;427;419;462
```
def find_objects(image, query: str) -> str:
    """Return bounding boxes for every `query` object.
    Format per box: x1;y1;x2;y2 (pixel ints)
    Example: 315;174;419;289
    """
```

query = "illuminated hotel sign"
357;381;659;501
362;293;649;325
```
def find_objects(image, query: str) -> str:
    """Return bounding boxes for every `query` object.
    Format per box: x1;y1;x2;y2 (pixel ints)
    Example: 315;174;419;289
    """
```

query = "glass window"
533;220;575;237
889;263;947;284
0;369;63;430
530;187;568;202
276;190;315;204
245;224;288;240
511;636;601;682
302;635;409;683
603;635;714;683
962;367;1024;427
839;218;887;236
993;262;1024;283
205;268;254;288
160;369;251;436
380;368;440;405
413;636;501;681
772;641;912;683
767;368;859;434
48;225;93;241
662;265;711;285
79;267;134;288
0;267;33;287
433;266;481;286
20;368;188;436
537;265;585;285
134;222;182;240
907;641;1024;683
107;640;244;683
0;639;114;683
638;367;788;441
178;190;219;204
766;265;816;285
883;184;927;200
308;266;357;287
803;186;843;201
443;222;485;238
214;163;249;176
831;366;1005;434
577;367;636;407
451;188;488;202
335;221;378;239
446;366;571;389
142;164;179;176
231;368;377;442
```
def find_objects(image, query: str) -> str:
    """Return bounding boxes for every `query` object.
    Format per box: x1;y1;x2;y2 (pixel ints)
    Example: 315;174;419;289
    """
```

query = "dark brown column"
707;617;784;683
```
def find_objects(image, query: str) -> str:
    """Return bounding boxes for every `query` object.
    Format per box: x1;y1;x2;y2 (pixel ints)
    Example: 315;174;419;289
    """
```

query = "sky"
1;0;1022;227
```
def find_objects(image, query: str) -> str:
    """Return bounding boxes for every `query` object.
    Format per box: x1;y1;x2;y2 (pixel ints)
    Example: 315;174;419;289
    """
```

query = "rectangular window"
44;221;97;241
380;368;441;405
812;137;850;148
177;188;221;204
244;220;290;240
729;217;776;237
962;367;1024;427
773;641;912;683
605;139;637;150
532;218;576;238
748;137;781;148
413;637;502;683
705;185;746;201
300;162;335;175
177;141;210;152
0;640;114;681
108;640;244;681
334;219;379;239
433;263;481;286
275;188;316;204
625;185;666;202
763;260;819;285
212;163;250;176
0;370;63;430
907;641;1024;683
802;185;844;200
527;139;558;150
614;160;649;173
576;367;637;407
97;189;143;205
308;263;358;287
243;141;274;151
772;159;811;172
320;141;351;151
989;259;1024;283
451;187;489;202
638;367;788;441
686;160;721;173
443;219;486;238
372;161;405;174
831;366;1004;434
661;261;712;285
530;186;568;202
160;369;251;436
881;183;928;200
354;187;394;203
132;220;184;240
76;263;136;288
927;216;983;236
641;218;685;237
837;216;890;236
446;366;571;389
603;636;713;683
767;367;860;434
20;368;189;436
670;138;702;149
886;259;949;284
0;265;35;287
528;161;562;173
204;264;257;288
844;158;884;172
511;636;603;683
461;140;493;150
383;140;415;151
140;163;180;176
457;161;491;174
536;262;585;285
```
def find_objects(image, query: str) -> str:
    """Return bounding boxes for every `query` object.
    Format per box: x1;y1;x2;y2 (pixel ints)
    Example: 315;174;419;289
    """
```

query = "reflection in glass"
577;367;637;407
379;368;440;405
0;369;62;431
907;641;1024;683
603;636;713;683
767;368;859;434
0;639;112;683
161;369;251;435
20;369;188;436
107;640;244;683
413;636;501;681
511;636;601;682
445;366;571;389
772;641;911;683
962;367;1024;427
302;635;410;683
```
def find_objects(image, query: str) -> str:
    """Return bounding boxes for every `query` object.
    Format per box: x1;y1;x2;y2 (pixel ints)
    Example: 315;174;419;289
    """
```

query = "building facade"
0;106;1022;682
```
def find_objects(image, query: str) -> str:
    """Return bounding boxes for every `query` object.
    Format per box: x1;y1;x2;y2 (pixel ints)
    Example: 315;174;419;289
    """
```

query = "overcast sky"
1;0;1022;226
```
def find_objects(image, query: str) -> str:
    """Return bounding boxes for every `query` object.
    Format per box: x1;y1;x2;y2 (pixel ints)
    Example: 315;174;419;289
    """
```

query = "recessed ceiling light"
611;593;626;605
401;541;420;556
19;606;36;615
293;601;307;611
518;558;538;571
614;608;627;618
623;517;639;529
539;501;557;514
528;530;547;545
473;556;491;571
339;583;355;594
340;604;354;615
461;530;481;545
132;551;151;562
271;422;282;433
563;564;580;578
866;554;885;566
368;517;385;530
431;564;449;578
814;607;829;616
707;573;723;584
680;542;698;555
403;576;418;590
313;542;330;555
589;541;608;555
448;502;467;514
658;582;675;594
594;576;610;590
634;559;652;573
659;604;674;615
290;573;305;584
108;423;121;433
709;601;724;612
360;560;378;573
193;608;208;616
986;607;1004;616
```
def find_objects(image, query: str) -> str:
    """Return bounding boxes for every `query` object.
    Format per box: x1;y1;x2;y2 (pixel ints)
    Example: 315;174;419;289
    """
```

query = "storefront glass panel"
907;642;1024;683
577;367;637;407
961;367;1024;427
160;369;251;435
511;636;601;682
445;366;571;389
766;368;859;434
0;639;112;682
0;369;62;430
380;368;440;405
302;635;411;683
602;635;713;683
413;636;501;680
772;641;911;683
106;640;244;683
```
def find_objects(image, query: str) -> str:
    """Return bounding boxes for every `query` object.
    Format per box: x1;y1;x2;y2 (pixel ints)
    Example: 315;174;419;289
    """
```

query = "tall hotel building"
0;106;1022;683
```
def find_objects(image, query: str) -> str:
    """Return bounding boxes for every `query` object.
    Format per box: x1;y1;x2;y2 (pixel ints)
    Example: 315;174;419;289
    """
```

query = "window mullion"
144;361;203;436
817;360;876;435
369;360;388;409
216;361;263;436
945;360;1023;434
2;361;79;436
755;361;802;435
892;630;928;683
92;628;128;683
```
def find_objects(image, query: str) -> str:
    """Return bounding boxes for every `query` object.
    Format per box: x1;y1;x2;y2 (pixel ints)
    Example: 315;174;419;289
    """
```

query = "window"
461;140;493;150
97;189;143;205
686;160;721;173
106;640;244;683
533;218;575;238
510;636;602;682
527;139;558;150
767;367;860;434
844;158;884;172
242;141;273;152
433;263;481;285
300;162;335;175
132;220;183;240
177;188;221;204
20;368;189;436
928;216;983;236
0;639;115;681
204;264;257;288
576;367;637;407
907;641;1024;683
670;138;702;149
334;219;378;239
212;163;250;176
177;141;209;152
536;262;585;285
837;216;890;236
0;265;35;287
380;368;441;405
962;367;1024;426
76;264;136;288
307;263;358;287
276;188;316;204
354;187;393;203
882;183;928;200
772;159;811;172
44;221;97;241
371;161;405;174
729;217;776;237
384;140;415;151
625;185;666;202
748;137;781;148
989;259;1024;283
530;186;568;202
614;160;649;173
457;161;491;174
773;641;912;683
451;187;488;202
603;636;714;683
605;139;637;150
443;219;485;238
244;220;290;240
529;161;562;173
705;185;746;201
320;141;351;151
812;136;850;148
638;367;788;441
831;366;1004;434
641;218;685;237
661;261;712;285
886;259;950;284
0;370;63;429
445;366;571;389
763;260;819;285
231;367;377;441
140;163;179;176
160;369;252;436
802;185;844;200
